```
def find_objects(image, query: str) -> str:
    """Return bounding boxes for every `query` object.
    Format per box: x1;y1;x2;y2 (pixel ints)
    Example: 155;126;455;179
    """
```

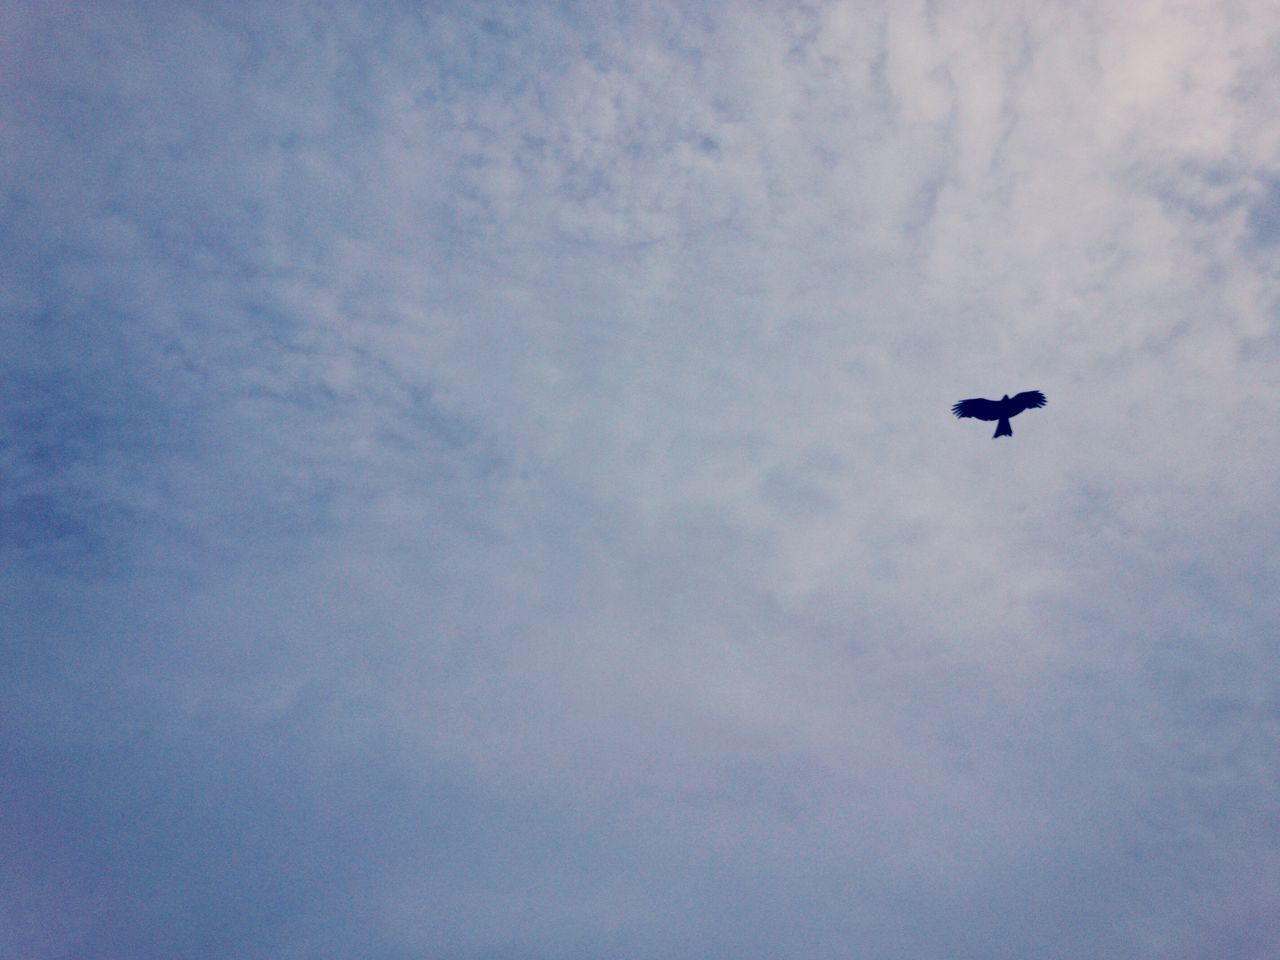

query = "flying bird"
952;390;1046;438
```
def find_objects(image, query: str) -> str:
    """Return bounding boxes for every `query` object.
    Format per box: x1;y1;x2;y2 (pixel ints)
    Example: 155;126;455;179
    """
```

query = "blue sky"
4;1;1280;957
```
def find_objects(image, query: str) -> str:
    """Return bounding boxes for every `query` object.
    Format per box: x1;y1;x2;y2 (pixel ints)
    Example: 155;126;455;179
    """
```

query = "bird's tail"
993;418;1012;438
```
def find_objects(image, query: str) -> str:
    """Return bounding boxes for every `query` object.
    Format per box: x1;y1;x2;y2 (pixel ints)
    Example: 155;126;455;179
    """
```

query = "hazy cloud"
4;2;1280;957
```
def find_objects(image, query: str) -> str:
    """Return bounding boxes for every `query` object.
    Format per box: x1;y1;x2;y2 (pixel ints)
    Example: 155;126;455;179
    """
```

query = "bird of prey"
952;390;1046;438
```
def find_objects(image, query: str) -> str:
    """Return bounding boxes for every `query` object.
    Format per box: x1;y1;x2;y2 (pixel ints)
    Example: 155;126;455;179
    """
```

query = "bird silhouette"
952;390;1046;438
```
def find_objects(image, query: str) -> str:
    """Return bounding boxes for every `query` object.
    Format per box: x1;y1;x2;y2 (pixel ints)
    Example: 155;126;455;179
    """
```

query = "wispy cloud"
4;2;1280;957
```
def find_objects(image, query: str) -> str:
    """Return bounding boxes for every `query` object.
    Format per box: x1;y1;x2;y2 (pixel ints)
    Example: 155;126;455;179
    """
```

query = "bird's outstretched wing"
952;398;1001;421
1008;390;1047;414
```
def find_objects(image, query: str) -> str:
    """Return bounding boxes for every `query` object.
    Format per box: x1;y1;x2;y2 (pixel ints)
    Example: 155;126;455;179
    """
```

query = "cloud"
4;1;1280;957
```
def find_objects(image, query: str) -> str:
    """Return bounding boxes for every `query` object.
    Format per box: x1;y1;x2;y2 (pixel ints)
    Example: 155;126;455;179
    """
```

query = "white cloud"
4;1;1280;957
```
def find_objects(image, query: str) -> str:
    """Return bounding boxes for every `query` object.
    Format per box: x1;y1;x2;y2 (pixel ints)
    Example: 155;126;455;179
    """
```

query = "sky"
3;1;1280;957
